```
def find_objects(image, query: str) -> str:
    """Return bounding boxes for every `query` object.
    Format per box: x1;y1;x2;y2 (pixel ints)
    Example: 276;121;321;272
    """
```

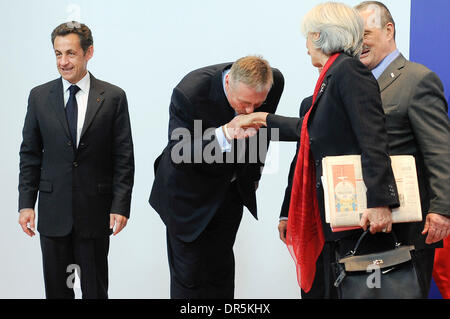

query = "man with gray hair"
356;1;450;297
149;56;284;298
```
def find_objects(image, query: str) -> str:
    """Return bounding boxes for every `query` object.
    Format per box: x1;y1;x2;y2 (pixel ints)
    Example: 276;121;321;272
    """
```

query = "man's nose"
59;55;69;66
245;106;254;114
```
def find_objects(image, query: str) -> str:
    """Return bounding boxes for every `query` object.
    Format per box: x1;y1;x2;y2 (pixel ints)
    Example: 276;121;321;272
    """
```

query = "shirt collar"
371;49;400;80
222;68;238;116
62;71;91;94
222;68;231;98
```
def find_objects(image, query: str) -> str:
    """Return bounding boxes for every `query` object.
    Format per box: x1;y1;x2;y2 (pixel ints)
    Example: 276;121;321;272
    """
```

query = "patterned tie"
66;85;81;147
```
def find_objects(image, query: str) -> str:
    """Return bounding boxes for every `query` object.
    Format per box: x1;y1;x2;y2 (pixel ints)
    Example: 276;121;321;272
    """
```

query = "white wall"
0;0;411;299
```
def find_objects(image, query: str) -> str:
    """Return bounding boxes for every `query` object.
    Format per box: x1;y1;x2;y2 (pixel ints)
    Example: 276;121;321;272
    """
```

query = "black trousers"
301;233;436;299
39;232;110;299
167;183;244;299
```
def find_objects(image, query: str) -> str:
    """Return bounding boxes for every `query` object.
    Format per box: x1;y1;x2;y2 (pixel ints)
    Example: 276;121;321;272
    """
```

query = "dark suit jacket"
377;54;450;249
267;53;399;242
149;63;284;242
19;74;135;238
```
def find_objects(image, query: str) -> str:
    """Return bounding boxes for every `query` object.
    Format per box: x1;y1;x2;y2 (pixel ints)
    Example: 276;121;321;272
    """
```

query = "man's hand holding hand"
224;112;269;140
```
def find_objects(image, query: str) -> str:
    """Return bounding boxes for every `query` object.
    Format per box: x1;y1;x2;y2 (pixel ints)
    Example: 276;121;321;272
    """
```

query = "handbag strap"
351;230;401;256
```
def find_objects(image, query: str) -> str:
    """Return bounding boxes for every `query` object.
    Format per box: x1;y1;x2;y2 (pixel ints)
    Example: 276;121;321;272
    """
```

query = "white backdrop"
0;0;411;299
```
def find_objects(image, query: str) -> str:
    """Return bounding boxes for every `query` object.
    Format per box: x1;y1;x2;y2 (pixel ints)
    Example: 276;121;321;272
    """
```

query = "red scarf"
286;53;340;293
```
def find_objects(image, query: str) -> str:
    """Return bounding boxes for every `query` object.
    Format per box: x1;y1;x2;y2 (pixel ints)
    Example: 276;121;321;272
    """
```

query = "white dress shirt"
62;71;91;147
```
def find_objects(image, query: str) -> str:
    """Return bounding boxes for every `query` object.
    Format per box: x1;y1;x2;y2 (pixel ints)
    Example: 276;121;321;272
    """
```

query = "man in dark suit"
354;1;450;295
18;22;134;299
149;56;284;298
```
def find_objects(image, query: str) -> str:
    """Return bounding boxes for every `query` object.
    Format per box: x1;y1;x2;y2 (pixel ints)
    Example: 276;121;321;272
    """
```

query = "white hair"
301;2;364;57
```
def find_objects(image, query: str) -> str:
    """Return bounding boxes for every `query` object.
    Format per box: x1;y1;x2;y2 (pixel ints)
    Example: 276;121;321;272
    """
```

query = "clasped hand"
224;112;268;140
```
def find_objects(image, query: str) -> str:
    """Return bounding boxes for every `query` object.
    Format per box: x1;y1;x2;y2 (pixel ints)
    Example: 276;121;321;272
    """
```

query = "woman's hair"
301;2;364;57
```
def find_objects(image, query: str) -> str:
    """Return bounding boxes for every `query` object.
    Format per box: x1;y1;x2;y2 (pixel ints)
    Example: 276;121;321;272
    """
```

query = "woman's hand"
360;206;393;234
278;219;288;244
224;112;269;140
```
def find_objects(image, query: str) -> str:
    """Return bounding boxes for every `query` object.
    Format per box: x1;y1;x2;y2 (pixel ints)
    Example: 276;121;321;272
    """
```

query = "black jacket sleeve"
18;89;43;211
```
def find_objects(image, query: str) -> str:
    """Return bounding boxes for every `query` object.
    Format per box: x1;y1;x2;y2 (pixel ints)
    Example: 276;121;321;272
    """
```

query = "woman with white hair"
235;2;400;298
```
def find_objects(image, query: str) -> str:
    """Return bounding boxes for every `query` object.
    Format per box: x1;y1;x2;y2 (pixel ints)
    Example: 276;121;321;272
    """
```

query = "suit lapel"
49;79;72;140
378;54;406;92
80;74;105;139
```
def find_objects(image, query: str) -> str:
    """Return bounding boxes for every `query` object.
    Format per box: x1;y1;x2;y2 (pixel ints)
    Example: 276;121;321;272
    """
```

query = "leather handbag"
332;230;424;299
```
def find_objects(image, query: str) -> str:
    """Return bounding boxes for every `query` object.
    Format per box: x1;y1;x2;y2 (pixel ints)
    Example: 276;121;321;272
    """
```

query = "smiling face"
359;9;396;71
225;74;270;115
53;33;93;84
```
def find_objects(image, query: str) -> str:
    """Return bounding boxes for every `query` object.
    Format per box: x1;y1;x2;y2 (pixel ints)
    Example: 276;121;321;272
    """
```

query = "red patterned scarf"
286;53;340;293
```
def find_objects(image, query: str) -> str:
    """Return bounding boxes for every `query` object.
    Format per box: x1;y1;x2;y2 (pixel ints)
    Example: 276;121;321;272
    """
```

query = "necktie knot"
69;85;81;97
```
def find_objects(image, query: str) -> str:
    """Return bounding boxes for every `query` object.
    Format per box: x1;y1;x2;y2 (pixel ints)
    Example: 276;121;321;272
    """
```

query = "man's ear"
385;22;395;41
225;73;231;93
84;45;94;61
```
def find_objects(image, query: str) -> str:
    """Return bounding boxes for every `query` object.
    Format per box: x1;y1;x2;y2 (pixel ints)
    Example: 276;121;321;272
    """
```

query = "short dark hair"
51;21;93;53
355;1;396;39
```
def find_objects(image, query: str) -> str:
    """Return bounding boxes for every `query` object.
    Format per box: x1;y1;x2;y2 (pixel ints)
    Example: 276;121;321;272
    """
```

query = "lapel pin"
97;98;101;103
